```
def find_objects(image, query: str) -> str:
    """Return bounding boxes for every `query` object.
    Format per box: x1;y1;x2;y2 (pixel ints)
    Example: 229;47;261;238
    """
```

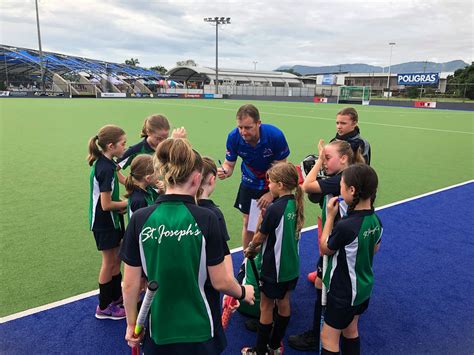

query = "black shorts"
324;298;370;330
143;326;226;355
234;183;268;214
260;278;298;300
93;229;123;251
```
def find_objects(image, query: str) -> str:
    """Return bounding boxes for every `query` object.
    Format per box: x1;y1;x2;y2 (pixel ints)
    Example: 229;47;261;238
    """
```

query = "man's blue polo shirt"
225;123;290;190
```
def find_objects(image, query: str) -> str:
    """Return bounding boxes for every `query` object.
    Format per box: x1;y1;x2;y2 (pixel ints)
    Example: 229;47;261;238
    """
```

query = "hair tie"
95;135;99;140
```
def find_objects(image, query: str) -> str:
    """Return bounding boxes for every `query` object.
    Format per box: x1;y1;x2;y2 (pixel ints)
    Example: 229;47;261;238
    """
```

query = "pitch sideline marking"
138;100;474;135
1;179;472;324
221;100;472;117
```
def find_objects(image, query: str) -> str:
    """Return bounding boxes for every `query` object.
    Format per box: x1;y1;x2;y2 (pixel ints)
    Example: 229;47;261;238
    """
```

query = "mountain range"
276;60;469;75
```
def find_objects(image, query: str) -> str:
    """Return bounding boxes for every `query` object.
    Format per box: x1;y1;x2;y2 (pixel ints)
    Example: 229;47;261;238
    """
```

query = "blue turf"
1;183;473;354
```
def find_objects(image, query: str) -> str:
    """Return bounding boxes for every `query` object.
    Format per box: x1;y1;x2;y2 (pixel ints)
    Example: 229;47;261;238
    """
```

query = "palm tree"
125;58;140;66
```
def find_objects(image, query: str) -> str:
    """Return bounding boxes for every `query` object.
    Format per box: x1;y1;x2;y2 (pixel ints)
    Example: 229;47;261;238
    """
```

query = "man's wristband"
238;285;246;301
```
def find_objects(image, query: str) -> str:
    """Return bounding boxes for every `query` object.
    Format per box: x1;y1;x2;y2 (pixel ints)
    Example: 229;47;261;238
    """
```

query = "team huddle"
87;104;383;355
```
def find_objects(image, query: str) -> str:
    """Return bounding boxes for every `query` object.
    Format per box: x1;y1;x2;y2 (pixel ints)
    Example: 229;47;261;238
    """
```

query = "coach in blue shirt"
217;104;290;248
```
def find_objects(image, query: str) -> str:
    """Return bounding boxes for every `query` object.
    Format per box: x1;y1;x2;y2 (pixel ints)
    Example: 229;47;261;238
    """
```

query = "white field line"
0;290;99;324
1;179;472;324
222;100;473;116
139;101;474;135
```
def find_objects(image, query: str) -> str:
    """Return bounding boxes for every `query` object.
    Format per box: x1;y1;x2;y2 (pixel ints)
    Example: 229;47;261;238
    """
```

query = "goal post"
337;86;371;105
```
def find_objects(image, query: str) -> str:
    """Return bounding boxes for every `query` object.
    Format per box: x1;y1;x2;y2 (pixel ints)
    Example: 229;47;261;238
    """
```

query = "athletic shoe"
245;318;259;332
111;296;123;307
267;344;284;355
241;347;259;355
288;330;318;351
95;304;126;320
307;271;317;284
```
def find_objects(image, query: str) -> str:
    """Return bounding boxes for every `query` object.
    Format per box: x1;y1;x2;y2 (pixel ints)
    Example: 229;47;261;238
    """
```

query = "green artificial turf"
0;98;472;316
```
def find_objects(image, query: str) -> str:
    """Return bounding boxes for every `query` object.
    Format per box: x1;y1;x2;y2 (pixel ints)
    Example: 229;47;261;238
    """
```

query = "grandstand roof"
0;44;162;79
167;66;302;85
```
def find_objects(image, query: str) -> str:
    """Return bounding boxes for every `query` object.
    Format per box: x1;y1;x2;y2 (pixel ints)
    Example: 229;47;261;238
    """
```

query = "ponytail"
124;155;155;197
353;147;365;164
327;140;366;166
154;138;202;187
87;135;101;166
124;175;135;198
295;184;305;238
87;125;125;166
197;157;218;199
348;190;360;213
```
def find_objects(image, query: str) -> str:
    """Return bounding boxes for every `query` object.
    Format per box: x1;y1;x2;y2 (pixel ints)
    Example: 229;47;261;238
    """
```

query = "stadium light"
203;16;231;94
253;61;258;71
35;0;45;93
386;42;396;96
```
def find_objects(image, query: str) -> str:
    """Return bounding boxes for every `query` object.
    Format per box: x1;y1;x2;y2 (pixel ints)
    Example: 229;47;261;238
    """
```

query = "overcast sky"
1;0;472;71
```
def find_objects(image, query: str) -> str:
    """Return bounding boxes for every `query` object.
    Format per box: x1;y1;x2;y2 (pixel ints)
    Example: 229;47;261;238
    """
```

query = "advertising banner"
397;73;439;86
101;92;126;98
313;97;328;103
0;91;10;96
322;74;337;85
154;93;179;98
8;91;28;97
414;101;437;108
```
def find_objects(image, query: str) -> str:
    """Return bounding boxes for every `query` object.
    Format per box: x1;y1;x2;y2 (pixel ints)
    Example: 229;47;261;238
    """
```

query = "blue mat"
1;183;473;354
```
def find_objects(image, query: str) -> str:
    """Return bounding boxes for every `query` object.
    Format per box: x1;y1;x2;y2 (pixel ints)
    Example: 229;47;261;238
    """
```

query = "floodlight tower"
35;0;45;92
204;17;231;94
386;42;396;95
253;61;258;71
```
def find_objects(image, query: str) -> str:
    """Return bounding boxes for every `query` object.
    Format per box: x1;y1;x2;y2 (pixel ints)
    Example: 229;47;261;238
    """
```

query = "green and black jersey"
127;186;159;221
259;195;300;283
323;209;383;307
197;199;230;243
319;173;347;227
88;155;120;231
120;194;226;350
116;138;154;170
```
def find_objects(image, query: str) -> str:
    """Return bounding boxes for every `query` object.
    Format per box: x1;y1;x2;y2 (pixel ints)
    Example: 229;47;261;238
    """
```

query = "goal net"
337;86;371;104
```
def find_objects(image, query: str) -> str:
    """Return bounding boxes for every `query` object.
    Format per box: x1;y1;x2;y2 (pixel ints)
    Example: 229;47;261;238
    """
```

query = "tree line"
123;58;198;75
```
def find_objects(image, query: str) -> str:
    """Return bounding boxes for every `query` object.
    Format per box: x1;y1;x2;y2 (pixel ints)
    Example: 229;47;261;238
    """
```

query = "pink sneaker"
95;304;126;320
111;296;123;307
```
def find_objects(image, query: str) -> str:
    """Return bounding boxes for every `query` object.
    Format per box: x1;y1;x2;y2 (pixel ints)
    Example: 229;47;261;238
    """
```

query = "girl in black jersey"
242;162;305;355
124;155;159;220
117;114;187;185
87;125;128;320
121;139;255;355
289;140;365;352
197;157;239;312
319;164;382;355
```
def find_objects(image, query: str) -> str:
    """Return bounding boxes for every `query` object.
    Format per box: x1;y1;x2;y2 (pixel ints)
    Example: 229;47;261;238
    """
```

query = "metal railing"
371;83;474;102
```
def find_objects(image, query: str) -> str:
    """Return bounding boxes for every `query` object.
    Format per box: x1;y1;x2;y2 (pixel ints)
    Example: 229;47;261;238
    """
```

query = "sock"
256;322;273;354
321;348;340;354
312;288;323;343
269;314;290;349
98;279;113;310
111;272;123;302
341;336;360;355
